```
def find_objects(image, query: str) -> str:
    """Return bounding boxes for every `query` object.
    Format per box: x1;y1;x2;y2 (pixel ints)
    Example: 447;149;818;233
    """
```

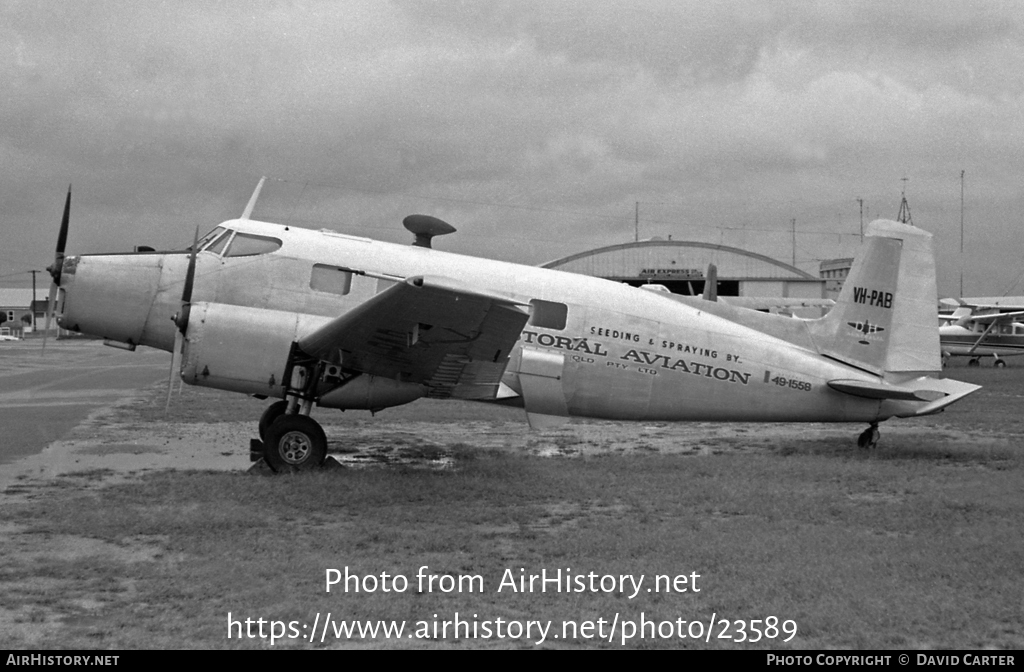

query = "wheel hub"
279;431;312;464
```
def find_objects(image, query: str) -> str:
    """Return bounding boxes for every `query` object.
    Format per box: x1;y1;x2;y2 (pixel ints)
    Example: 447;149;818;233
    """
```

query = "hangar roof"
541;240;818;281
0;289;36;309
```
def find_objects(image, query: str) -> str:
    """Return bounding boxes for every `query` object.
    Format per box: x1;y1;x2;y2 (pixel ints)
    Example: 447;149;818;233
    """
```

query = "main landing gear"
857;423;880;450
251;400;329;472
263;414;327;472
968;356;1007;368
250;347;330;473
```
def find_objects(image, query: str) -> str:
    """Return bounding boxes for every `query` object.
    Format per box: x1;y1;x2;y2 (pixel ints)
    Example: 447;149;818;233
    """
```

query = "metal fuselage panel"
61;219;896;423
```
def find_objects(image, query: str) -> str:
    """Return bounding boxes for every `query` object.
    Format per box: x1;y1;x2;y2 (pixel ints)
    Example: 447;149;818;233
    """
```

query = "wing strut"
966;320;999;355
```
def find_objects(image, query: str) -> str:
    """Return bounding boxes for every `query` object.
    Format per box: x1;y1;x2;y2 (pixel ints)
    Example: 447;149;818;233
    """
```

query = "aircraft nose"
58;253;165;347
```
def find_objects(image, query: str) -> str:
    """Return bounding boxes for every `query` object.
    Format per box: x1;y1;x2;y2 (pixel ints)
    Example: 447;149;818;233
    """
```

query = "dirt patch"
2;399;1012;500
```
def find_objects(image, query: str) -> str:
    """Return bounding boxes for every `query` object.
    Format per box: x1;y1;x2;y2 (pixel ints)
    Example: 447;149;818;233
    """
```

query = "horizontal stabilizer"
828;379;946;401
828;376;981;416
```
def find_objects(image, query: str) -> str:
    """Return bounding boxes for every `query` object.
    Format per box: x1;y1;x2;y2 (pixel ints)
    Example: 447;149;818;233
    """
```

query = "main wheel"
994;358;1007;369
263;415;327;472
258;400;290;441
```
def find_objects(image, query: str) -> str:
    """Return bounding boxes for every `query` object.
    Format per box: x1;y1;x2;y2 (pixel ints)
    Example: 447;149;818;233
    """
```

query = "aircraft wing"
960;310;1024;325
940;297;1024;311
298;275;529;400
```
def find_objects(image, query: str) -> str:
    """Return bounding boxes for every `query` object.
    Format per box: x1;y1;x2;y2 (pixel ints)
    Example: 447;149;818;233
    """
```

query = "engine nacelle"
182;302;323;396
318;375;425;411
181;302;427;411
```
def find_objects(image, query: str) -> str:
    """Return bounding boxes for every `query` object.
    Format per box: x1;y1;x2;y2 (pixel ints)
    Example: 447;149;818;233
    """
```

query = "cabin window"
529;299;568;330
310;264;353;296
223;233;282;257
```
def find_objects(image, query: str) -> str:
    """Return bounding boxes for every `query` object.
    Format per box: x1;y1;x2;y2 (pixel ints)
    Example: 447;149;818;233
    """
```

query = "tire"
258;400;290;441
857;426;879;450
263;415;327;473
994;359;1007;369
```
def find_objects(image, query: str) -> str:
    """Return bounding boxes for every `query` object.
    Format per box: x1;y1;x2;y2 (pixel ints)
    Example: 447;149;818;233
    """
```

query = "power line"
265;177;868;239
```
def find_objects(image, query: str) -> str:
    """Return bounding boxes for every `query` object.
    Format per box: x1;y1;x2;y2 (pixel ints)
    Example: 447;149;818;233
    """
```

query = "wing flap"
298;275;529;399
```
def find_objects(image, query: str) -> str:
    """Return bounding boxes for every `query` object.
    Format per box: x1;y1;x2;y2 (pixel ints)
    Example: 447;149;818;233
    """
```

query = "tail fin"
702;264;718;301
809;219;939;375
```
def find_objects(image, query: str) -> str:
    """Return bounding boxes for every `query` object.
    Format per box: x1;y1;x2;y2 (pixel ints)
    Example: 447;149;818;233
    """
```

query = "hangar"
542;239;826;304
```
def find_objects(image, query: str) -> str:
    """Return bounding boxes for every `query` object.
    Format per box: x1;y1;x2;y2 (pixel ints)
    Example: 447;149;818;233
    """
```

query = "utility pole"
791;218;796;268
635;201;639;243
855;197;864;241
29;270;38;329
960;169;965;297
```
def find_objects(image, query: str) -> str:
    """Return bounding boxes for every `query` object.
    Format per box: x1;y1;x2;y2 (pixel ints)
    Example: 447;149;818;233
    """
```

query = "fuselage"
57;218;922;423
939;323;1024;358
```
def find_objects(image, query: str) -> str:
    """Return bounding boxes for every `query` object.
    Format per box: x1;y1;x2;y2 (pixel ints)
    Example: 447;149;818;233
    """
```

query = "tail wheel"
263;415;327;472
857;424;880;450
258;400;290;441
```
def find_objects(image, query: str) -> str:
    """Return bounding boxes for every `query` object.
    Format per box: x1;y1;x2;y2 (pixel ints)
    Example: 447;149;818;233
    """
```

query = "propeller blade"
42;186;71;355
181;226;199;304
41;281;57;354
166;330;183;410
168;227;199;409
173;227;200;334
56;186;71;258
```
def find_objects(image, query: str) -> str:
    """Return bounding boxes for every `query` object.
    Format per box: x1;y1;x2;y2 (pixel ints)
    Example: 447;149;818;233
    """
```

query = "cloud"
3;1;1024;293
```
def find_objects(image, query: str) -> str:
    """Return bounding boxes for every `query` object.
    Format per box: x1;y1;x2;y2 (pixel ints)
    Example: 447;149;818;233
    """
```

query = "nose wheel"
857;423;880;450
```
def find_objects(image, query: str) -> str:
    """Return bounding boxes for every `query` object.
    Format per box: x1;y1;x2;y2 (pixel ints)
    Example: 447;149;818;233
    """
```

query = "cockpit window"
190;227;227;251
205;230;233;255
223;232;282;257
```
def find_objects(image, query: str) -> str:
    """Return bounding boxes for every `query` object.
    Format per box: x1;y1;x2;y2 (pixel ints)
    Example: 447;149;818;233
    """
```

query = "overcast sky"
3;1;1023;297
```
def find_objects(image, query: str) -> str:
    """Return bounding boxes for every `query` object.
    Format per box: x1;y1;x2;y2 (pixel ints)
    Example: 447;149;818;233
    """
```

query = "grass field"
1;364;1022;649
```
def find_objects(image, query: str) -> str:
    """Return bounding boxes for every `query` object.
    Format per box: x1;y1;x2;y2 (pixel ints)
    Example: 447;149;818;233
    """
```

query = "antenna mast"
896;177;913;225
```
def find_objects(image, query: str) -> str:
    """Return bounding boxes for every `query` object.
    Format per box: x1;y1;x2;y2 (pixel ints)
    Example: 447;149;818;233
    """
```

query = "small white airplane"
938;298;1024;367
44;181;980;471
